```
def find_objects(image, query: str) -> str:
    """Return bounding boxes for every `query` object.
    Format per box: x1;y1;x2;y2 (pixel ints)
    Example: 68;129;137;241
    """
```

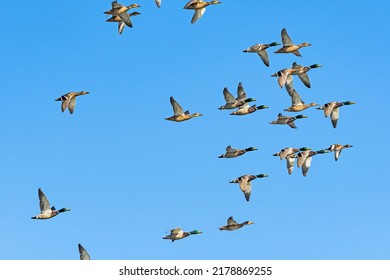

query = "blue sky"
0;1;389;260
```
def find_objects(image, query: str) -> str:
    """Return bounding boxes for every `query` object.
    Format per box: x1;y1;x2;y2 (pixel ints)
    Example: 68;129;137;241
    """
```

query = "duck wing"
287;121;297;129
330;107;339;128
191;8;205;24
227;216;238;226
236;82;247;100
170;96;184;116
324;102;336;117
38;188;51;212
78;244;91;260
297;152;309;168
301;156;312;177
223;87;236;103
281;28;294;46
277;70;289;88
118;12;133;27
239;180;252;202
111;1;123;8
257;50;270;67
285;74;294;96
334;149;342;161
286;155;296;174
118;21;125;34
298;73;310;88
226;145;238;153
291;90;304;106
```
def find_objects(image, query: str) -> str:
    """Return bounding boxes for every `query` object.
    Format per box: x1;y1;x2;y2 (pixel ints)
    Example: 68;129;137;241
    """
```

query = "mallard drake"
243;42;280;67
269;113;308;129
218;146;257;158
291;62;321;88
230;104;269;115
229;174;268;202
274;28;311;56
219;216;254;231
218;82;256;110
78;243;91;260
106;11;141;33
183;0;222;24
316;101;356;128
165;96;202;122
273;147;310;174
296;149;329;177
31;188;70;219
284;90;318;112
55;91;89;114
155;0;161;7
162;227;202;242
104;1;140;15
326;144;353;161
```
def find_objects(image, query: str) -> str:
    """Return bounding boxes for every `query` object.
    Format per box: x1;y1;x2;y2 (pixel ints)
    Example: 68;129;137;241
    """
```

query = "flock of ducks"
30;1;357;257
103;0;221;34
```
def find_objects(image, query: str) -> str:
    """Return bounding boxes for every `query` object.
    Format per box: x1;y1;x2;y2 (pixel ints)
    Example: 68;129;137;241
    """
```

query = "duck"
296;149;329;177
243;42;280;67
165;96;202;122
269;113;308;129
218;82;256;110
106;11;141;34
162;227;202;242
55;91;89;114
290;62;322;88
316;101;356;128
229;174;268;202
326;144;353;161
284;90;318;112
155;0;161;7
219;216;254;231
183;0;222;24
31;188;70;219
273;147;311;174
78;243;91;260
104;2;140;15
230;104;269;116
274;28;312;56
218;146;257;158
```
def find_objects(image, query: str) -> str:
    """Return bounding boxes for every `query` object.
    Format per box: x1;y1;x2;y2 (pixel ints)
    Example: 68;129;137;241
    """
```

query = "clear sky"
0;1;389;260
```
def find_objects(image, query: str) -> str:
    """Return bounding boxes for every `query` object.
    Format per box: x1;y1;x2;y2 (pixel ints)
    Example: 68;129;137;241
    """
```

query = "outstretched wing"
257;50;270;67
281;28;293;46
38;188;51;212
227;216;238;225
191;8;205;24
226;145;238;153
302;156;312;177
330;107;339;128
291;90;304;106
223;87;236;103
78;244;91;260
170;96;184;116
236;82;247;100
286;155;296;174
118;12;133;28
